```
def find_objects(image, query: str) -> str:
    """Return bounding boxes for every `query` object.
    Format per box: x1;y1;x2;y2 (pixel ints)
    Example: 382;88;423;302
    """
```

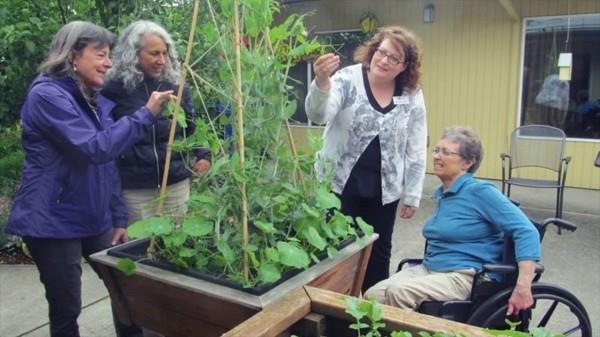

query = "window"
520;14;600;140
288;30;371;125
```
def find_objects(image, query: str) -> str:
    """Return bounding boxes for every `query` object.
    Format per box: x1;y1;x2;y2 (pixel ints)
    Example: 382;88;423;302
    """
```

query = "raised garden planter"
90;233;377;337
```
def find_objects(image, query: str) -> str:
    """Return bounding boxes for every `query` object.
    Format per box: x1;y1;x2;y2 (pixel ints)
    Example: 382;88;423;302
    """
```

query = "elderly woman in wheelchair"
365;126;540;313
364;126;592;336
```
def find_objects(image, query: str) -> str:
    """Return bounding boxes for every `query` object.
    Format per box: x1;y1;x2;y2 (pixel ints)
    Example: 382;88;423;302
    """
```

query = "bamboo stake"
151;0;201;253
264;31;304;183
232;0;250;280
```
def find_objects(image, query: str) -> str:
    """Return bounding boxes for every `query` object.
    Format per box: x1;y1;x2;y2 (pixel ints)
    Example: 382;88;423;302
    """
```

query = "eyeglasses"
374;48;404;65
432;147;460;157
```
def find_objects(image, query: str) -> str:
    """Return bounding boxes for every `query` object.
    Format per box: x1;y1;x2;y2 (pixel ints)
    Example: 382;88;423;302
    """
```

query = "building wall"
282;0;600;190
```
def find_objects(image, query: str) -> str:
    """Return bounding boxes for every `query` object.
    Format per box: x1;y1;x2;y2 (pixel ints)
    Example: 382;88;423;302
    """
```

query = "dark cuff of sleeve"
194;148;211;161
114;220;128;229
134;106;158;125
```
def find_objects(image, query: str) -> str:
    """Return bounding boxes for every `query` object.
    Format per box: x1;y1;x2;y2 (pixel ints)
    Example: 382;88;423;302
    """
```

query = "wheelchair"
397;217;592;336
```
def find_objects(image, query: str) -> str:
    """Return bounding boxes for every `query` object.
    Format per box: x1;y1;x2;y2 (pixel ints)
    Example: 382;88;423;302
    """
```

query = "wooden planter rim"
223;286;491;337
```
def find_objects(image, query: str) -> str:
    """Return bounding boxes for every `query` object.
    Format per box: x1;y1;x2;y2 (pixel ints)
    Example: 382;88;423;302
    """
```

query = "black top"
342;67;402;198
101;78;210;189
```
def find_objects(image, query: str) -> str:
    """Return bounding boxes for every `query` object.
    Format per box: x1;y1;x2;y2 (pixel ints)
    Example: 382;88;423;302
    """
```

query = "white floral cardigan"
305;64;427;206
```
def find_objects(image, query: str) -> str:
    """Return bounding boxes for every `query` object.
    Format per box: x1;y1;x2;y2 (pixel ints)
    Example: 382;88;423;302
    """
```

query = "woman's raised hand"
313;53;340;91
145;90;176;116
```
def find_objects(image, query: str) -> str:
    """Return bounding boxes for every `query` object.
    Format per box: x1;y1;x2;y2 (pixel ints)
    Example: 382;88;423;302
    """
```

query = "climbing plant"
125;0;373;288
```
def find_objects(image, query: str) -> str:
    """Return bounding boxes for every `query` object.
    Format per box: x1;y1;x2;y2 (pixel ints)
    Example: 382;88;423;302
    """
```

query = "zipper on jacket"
152;125;161;188
145;82;162;189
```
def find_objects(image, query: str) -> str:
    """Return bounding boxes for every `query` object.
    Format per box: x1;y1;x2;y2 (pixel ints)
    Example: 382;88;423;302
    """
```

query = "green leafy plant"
344;296;563;337
485;319;565;337
121;0;373;288
0;125;23;247
345;296;466;337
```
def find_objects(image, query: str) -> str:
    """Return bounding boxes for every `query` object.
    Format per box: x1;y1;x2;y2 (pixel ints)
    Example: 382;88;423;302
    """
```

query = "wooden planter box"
224;286;491;337
90;234;377;337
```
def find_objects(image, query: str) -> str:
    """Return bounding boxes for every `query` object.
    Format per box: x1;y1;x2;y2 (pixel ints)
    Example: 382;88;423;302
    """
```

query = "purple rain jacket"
6;75;158;238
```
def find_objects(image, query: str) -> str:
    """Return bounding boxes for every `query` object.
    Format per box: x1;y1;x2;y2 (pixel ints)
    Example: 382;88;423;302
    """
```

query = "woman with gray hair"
5;21;174;337
365;126;541;317
102;20;210;224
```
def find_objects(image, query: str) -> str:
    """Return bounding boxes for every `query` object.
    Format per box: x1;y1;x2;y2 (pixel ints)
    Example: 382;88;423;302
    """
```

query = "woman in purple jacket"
5;21;174;337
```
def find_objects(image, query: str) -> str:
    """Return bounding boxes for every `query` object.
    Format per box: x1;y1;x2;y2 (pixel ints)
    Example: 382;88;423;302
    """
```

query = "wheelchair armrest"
482;263;516;274
482;263;544;275
397;258;423;272
540;217;577;233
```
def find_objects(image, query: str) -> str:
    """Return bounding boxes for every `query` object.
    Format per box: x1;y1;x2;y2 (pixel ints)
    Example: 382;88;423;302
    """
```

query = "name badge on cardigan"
393;96;409;105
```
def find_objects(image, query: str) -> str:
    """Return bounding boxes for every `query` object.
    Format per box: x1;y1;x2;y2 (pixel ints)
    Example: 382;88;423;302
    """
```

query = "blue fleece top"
422;173;541;272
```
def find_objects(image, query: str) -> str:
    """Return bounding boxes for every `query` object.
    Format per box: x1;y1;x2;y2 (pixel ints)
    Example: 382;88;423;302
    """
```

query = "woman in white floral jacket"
305;26;427;291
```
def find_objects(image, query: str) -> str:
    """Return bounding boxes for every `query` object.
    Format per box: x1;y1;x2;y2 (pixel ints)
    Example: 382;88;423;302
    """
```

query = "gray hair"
107;20;180;92
39;21;115;78
441;126;484;173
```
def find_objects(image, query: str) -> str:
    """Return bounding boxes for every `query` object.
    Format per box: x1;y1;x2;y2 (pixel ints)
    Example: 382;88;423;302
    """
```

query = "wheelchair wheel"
468;283;592;337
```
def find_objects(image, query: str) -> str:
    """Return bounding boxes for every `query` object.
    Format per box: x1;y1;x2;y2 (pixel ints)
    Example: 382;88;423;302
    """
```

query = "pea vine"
120;0;373;288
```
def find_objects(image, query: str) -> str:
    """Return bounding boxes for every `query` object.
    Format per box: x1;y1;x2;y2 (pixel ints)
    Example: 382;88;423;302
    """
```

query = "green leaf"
257;263;281;284
368;297;383;321
195;255;209;270
300;202;320;218
232;167;249;183
126;219;150;238
303;226;327;250
148;217;174;235
320;219;337;239
182;217;213;237
484;329;529;337
391;332;413;337
247;250;260;268
162;230;188;247
265;247;279;262
244;244;258;252
326;246;338;259
356;217;374;237
329;211;351;237
276;241;310;268
269;14;294;43
127;217;172;238
349;322;369;330
315;185;341;210
345;297;366;320
24;40;35;53
309;252;320;264
178;247;196;258
188;193;217;205
282;101;297;119
116;258;136;276
254;220;276;234
165;100;187;128
217;239;236;265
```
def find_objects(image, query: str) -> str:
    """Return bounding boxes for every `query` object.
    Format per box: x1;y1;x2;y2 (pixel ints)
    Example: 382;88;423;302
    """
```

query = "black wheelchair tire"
467;283;592;337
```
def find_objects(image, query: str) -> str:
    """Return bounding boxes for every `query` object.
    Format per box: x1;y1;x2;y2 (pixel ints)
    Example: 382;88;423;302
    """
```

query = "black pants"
24;230;142;337
339;193;399;293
